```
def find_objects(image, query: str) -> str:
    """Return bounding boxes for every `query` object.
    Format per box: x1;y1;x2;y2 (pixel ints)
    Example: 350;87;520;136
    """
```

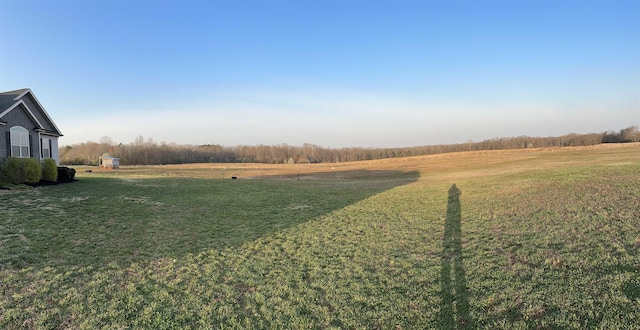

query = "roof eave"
26;90;63;136
0;88;63;136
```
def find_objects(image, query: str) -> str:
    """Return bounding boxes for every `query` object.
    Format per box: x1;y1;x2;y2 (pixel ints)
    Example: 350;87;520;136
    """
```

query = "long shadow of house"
4;169;419;269
440;184;473;328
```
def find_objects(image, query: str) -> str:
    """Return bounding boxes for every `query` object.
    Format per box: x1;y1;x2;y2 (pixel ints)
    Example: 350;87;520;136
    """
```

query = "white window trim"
10;126;30;158
41;136;52;159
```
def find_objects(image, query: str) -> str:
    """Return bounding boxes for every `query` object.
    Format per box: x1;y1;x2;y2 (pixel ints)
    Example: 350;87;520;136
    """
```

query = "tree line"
59;126;638;166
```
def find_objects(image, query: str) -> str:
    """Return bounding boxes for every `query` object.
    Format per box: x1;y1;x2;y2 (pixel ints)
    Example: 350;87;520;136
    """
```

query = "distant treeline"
59;126;638;166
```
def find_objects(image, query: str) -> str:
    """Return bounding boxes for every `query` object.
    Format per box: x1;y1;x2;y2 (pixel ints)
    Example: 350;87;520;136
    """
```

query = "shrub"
57;166;76;182
42;158;58;182
22;158;42;184
0;157;42;184
1;157;23;184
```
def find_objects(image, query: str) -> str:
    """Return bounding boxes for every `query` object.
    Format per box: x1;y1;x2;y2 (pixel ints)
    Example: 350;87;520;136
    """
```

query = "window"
41;137;51;158
10;126;30;158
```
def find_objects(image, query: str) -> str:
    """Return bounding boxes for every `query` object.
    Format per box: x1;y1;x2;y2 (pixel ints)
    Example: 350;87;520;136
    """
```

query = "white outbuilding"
99;154;120;170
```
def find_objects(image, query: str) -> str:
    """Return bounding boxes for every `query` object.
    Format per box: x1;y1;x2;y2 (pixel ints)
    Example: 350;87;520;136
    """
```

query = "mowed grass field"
1;143;639;329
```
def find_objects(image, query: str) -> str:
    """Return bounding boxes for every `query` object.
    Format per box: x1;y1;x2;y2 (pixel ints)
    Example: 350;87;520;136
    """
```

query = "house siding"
0;90;62;166
0;103;45;163
49;137;60;165
20;94;61;164
3;103;38;130
20;94;60;134
0;125;7;160
0;105;59;164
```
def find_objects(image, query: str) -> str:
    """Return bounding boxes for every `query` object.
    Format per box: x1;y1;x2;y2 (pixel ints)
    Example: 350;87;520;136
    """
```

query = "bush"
42;158;58;182
1;157;23;184
1;159;77;185
22;158;42;184
0;157;42;184
57;166;76;182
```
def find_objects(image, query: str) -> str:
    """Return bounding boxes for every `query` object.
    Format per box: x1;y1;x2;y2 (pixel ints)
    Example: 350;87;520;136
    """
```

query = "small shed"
99;154;120;170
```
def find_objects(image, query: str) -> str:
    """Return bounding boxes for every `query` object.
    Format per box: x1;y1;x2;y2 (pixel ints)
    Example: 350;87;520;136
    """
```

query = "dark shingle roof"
0;88;29;112
0;88;62;136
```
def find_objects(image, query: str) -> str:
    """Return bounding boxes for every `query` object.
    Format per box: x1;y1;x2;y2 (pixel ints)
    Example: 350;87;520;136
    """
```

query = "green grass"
1;145;639;329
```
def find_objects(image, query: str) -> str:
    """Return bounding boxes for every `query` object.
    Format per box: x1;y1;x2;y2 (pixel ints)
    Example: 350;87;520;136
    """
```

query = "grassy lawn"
1;144;639;328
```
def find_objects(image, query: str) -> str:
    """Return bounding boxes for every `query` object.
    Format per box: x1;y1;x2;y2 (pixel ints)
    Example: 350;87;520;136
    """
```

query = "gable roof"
0;88;63;136
0;89;28;112
100;153;119;160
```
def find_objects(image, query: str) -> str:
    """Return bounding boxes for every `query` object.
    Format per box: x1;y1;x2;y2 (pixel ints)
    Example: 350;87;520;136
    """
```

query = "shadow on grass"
439;184;474;328
2;169;419;269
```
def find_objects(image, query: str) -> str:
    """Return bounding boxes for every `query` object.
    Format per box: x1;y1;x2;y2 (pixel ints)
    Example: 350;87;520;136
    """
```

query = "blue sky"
1;0;638;148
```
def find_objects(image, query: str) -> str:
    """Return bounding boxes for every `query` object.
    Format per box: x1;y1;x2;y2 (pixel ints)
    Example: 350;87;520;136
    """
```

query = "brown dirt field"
77;143;639;180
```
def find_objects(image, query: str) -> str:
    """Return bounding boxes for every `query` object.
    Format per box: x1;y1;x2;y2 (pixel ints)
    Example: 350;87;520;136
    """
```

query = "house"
99;154;120;169
0;88;63;165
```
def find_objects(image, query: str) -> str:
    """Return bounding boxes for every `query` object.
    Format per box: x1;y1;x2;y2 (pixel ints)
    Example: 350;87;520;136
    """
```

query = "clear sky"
1;0;638;148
